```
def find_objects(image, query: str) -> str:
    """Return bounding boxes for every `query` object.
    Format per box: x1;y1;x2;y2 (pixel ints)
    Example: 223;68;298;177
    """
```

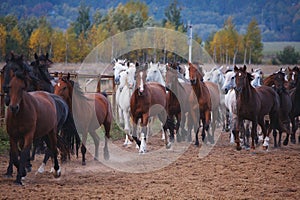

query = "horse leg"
225;108;231;132
132;121;141;147
81;130;88;165
123;110;132;146
233;118;242;151
290;117;296;144
273;129;278;148
4;149;14;178
89;130;100;161
46;132;61;178
103;120;111;160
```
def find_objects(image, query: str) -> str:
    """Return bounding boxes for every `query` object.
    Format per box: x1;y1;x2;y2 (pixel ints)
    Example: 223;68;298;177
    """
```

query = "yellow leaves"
29;26;51;54
0;24;7;58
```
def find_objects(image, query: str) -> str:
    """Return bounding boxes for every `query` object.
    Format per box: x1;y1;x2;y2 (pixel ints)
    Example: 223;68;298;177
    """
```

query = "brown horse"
234;65;287;150
188;62;214;146
263;70;292;147
6;72;63;185
54;74;112;164
288;69;300;144
130;69;172;153
287;66;299;89
165;65;200;142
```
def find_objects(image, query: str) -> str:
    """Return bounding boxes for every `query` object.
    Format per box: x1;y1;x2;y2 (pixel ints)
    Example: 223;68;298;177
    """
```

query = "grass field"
263;41;300;56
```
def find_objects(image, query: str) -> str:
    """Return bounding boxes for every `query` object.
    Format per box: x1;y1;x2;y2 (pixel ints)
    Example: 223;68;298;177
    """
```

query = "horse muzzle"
190;79;196;85
4;95;10;106
9;104;20;114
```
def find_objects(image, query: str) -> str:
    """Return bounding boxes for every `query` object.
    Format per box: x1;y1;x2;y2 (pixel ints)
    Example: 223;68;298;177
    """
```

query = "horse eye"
62;86;67;91
231;77;234;80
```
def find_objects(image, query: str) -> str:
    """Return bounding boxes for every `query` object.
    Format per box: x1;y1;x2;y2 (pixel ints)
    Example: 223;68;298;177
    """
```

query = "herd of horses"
1;52;299;186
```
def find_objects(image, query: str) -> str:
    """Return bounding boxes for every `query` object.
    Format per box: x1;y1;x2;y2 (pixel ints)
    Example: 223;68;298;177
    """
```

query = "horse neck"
193;75;205;98
238;80;255;101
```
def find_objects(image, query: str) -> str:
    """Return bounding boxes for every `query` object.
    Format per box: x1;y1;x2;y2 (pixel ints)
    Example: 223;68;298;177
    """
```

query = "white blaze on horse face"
139;71;144;93
292;72;295;81
222;71;236;91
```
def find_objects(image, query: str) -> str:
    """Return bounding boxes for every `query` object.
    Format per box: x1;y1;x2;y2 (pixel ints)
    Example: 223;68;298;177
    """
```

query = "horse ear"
243;65;247;71
251;68;254;72
58;72;63;78
234;65;238;72
67;73;70;80
127;62;130;67
45;53;49;59
34;53;38;60
135;62;139;67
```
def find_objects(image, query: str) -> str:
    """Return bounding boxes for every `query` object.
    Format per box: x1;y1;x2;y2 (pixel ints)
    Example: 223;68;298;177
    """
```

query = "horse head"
136;70;146;95
272;70;286;93
188;62;203;85
222;70;236;94
8;70;30;114
146;62;165;87
250;68;263;88
113;59;128;85
288;66;299;89
54;74;73;108
234;65;253;93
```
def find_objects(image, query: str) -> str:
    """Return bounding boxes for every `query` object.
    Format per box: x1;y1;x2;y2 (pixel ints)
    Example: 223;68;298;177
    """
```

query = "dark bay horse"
54;74;112;164
263;70;292;147
130;69;172;153
6;72;63;185
289;70;300;144
188;62;220;146
287;66;299;89
234;65;287;150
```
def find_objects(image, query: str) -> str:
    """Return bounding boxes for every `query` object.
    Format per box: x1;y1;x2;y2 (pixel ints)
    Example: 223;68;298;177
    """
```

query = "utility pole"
188;21;192;62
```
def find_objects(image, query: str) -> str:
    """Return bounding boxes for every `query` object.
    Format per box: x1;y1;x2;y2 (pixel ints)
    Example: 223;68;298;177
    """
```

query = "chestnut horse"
54;74;112;164
234;65;287;150
6;72;63;185
188;62;220;146
130;69;172;153
263;70;292;147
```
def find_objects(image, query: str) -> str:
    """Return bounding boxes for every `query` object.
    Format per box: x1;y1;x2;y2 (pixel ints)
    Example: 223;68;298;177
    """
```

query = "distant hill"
1;0;299;41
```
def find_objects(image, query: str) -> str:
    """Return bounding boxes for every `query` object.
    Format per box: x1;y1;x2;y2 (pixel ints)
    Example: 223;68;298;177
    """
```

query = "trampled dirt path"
0;130;300;200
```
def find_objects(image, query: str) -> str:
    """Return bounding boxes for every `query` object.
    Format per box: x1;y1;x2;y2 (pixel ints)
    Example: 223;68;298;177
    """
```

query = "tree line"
0;0;263;65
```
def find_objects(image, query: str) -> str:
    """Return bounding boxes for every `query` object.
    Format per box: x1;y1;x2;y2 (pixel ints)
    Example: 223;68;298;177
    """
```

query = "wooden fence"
0;71;116;127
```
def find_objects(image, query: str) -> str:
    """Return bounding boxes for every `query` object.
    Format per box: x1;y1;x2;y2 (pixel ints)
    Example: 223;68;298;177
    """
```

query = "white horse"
251;68;263;87
116;66;136;146
203;66;227;130
146;62;166;87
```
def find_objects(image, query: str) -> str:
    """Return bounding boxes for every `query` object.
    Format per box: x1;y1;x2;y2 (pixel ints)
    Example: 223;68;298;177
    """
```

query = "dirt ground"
0;128;299;200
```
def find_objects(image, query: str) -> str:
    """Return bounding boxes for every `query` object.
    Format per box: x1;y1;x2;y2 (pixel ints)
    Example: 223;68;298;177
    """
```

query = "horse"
288;69;300;144
188;62;221;146
115;65;136;146
250;68;263;88
203;66;227;131
54;74;112;165
266;70;292;147
287;66;299;89
233;65;288;150
165;66;195;142
30;53;55;91
6;71;64;185
2;53;70;178
130;69;172;153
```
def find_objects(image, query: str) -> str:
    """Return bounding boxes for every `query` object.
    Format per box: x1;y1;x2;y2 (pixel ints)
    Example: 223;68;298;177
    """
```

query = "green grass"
263;42;300;56
0;127;9;154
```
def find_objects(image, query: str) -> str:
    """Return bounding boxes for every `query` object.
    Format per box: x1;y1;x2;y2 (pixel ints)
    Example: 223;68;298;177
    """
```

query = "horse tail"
56;134;71;161
61;111;81;158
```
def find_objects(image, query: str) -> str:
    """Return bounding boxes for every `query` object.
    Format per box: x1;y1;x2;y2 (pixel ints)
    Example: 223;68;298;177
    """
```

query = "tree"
163;0;186;31
276;46;300;64
73;2;91;37
244;18;263;64
0;24;7;60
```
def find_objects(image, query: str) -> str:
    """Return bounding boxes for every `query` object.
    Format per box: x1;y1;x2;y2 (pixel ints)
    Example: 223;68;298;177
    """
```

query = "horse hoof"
194;142;199;147
236;146;242;151
283;140;288;146
3;174;13;178
14;180;24;186
104;152;110;161
262;146;268;151
166;142;172;149
26;167;32;173
82;161;86;166
53;168;61;178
